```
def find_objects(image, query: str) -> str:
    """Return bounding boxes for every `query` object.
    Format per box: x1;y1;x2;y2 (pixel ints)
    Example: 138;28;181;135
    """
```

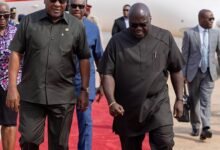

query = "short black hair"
10;7;16;11
123;4;130;8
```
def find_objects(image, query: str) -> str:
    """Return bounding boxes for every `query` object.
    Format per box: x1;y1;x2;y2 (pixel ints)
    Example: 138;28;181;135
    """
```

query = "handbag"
177;83;190;122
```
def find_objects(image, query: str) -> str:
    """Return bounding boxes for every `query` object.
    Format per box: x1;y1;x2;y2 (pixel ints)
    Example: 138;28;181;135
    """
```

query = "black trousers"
119;125;174;150
19;101;75;150
0;87;17;126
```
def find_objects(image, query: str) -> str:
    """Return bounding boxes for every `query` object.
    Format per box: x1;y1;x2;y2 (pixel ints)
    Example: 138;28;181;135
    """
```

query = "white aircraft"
4;0;220;37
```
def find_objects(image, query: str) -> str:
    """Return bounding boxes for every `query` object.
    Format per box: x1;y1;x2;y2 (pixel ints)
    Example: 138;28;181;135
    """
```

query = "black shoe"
191;128;199;136
200;127;212;140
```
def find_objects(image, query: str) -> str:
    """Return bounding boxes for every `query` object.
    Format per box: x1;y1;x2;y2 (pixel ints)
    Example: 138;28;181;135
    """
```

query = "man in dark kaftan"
100;3;185;150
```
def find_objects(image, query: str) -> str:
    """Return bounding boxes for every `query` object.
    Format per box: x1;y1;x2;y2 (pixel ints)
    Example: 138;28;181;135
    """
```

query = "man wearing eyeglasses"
182;9;220;140
69;0;103;150
100;3;185;150
8;7;16;26
6;0;90;149
0;2;21;150
111;4;130;36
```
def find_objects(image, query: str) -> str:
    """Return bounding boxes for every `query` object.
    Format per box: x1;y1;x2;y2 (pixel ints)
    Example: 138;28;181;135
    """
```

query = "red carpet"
0;97;150;150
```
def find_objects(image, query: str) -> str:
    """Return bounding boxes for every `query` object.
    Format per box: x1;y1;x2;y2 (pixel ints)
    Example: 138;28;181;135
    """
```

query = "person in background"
8;7;16;26
0;2;21;150
84;4;92;19
111;4;130;36
84;4;97;25
6;0;90;149
182;9;220;140
16;14;25;28
84;3;104;48
100;3;184;150
69;0;103;149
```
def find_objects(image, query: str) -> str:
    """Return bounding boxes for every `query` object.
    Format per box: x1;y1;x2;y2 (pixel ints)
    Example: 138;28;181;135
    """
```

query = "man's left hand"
77;91;89;112
173;100;183;119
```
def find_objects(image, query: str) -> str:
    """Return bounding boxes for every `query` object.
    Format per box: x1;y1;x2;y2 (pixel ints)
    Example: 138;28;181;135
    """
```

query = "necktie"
201;29;209;73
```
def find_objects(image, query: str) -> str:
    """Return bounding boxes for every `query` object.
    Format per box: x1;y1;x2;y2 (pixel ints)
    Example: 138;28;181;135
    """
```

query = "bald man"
100;3;185;150
182;9;220;140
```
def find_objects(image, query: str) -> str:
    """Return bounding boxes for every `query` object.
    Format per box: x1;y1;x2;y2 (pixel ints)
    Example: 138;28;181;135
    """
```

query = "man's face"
10;9;16;19
44;0;67;21
84;5;91;17
10;13;16;19
199;11;214;29
129;15;150;39
123;6;130;18
69;0;85;20
0;5;10;30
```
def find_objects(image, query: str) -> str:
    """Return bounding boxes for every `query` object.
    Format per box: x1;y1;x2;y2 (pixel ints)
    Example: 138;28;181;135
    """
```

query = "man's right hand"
77;90;89;112
109;102;124;117
6;87;20;112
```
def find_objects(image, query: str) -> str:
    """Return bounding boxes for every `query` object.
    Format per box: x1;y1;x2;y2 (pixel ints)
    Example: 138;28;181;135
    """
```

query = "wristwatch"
80;87;89;93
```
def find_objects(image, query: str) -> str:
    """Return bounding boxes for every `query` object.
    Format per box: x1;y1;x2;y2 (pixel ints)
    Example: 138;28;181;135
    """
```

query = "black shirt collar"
37;9;69;24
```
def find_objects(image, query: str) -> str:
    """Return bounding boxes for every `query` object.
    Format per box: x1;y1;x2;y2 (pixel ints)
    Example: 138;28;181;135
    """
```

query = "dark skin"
69;0;90;112
103;3;183;118
0;4;17;150
198;9;214;29
10;8;16;20
78;59;90;111
122;5;130;18
184;10;215;84
69;0;103;104
44;0;67;23
6;0;90;112
7;0;69;111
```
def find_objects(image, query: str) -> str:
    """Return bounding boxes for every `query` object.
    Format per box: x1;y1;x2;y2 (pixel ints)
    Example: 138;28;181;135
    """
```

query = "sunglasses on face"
70;4;85;9
0;13;10;19
123;9;129;12
208;17;215;21
130;22;147;28
49;0;67;4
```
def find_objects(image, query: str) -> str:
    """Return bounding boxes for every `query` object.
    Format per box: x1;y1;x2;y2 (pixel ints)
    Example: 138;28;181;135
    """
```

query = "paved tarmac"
169;79;220;150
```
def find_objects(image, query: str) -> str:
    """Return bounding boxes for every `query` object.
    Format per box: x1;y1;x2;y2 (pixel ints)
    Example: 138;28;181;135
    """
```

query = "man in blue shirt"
69;0;103;149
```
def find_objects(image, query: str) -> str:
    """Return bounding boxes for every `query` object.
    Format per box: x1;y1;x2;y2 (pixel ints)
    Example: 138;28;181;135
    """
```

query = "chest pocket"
59;30;74;54
26;25;50;50
152;50;160;72
151;44;168;72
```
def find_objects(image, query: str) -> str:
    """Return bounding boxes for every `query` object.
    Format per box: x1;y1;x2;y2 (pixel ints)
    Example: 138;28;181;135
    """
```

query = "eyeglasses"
49;0;67;4
70;4;85;9
208;17;215;21
130;22;148;28
123;9;129;12
0;13;10;19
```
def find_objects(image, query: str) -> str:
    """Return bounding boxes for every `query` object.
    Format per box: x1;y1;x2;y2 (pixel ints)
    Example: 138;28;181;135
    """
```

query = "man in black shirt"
6;0;90;149
111;4;130;36
101;3;184;150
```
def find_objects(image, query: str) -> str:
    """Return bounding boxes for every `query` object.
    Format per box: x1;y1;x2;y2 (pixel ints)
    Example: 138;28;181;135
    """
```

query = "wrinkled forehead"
129;13;149;23
204;11;214;18
70;0;86;4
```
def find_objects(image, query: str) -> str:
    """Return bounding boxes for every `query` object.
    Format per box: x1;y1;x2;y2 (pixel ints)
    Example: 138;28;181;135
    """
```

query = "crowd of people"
0;0;220;150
